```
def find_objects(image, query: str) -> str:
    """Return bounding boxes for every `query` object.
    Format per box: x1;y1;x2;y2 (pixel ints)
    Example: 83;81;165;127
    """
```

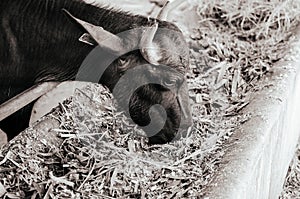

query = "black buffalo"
0;0;192;144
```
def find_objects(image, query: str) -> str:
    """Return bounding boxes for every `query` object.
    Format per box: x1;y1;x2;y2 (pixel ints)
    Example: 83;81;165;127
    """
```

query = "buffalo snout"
145;80;192;144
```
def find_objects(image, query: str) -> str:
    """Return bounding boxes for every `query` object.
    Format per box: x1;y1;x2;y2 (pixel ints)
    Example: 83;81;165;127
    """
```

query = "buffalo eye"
117;57;130;70
163;78;177;88
118;57;126;65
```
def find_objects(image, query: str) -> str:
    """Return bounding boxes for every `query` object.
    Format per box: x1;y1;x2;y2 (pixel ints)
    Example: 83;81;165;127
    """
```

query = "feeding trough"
202;28;300;198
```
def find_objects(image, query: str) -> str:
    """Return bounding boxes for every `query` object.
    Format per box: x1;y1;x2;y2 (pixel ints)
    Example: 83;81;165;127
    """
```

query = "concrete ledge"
203;29;300;198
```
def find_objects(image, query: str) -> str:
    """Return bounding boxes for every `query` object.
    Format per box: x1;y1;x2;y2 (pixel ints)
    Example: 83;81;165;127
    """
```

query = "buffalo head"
64;2;192;144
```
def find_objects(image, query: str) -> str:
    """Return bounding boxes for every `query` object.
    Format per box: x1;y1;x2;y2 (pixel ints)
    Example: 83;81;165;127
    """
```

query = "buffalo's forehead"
154;28;189;74
150;64;186;81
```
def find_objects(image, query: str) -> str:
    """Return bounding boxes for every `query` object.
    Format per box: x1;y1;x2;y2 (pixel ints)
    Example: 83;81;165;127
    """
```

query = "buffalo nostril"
141;104;167;138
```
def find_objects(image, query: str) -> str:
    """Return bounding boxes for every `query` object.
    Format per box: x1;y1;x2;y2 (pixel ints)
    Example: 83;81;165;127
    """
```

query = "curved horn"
139;23;160;65
139;1;170;65
63;9;125;54
156;0;170;21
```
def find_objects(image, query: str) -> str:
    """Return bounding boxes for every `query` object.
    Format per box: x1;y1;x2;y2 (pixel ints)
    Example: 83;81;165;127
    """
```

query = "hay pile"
281;143;300;198
1;0;300;198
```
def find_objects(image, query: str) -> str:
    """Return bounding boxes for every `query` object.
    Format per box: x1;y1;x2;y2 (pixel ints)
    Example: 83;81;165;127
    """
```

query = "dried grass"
281;142;300;198
1;0;300;198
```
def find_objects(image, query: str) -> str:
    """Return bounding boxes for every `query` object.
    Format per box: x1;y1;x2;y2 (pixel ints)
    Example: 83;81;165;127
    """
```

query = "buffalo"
0;0;192;144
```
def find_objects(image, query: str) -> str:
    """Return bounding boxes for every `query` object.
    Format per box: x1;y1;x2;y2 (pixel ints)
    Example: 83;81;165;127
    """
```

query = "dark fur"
0;0;190;144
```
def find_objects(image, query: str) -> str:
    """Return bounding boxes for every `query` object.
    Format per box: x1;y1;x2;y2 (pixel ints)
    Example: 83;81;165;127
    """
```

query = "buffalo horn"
139;1;170;65
156;0;170;21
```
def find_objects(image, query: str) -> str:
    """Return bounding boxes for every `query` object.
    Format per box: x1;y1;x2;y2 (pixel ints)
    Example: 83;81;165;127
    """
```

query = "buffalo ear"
79;33;97;46
62;9;125;54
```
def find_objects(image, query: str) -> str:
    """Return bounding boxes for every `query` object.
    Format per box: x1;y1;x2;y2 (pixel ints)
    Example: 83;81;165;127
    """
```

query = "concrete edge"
202;26;300;198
